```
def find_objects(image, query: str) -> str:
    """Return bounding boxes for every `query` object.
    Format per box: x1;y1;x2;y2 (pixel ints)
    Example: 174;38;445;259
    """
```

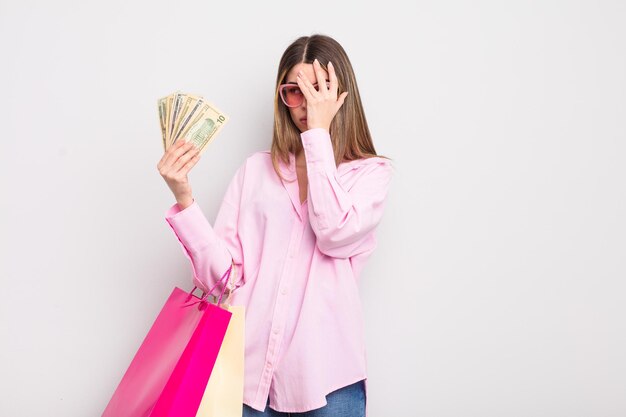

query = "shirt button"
281;288;287;295
273;328;280;334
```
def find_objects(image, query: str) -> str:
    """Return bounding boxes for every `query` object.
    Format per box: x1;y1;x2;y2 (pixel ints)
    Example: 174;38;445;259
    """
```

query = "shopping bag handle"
190;262;233;306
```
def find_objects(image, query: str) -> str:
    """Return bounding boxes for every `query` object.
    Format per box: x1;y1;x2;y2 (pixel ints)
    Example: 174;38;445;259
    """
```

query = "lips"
300;118;307;124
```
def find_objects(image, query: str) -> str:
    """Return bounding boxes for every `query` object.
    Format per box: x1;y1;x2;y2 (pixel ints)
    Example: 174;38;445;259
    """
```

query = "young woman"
157;34;393;417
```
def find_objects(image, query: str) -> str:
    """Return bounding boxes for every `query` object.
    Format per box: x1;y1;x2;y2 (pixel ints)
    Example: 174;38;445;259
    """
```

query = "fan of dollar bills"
157;92;229;154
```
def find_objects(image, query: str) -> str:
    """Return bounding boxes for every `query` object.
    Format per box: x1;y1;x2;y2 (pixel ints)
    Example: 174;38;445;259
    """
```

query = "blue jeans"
242;379;366;417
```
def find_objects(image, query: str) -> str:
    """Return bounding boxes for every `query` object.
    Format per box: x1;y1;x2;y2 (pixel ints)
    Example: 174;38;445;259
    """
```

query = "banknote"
157;97;168;150
157;91;229;154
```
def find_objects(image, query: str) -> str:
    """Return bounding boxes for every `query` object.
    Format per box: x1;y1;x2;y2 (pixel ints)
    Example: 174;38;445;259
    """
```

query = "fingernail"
328;61;333;67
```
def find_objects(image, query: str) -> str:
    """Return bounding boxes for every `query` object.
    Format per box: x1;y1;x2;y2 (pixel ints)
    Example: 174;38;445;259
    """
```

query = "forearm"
165;200;235;292
301;128;393;258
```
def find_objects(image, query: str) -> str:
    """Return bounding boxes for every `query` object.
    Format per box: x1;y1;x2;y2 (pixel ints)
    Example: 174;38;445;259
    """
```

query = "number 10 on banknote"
157;92;229;154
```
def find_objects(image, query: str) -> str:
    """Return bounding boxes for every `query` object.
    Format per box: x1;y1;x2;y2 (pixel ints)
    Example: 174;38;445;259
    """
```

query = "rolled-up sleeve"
164;162;246;293
301;128;394;259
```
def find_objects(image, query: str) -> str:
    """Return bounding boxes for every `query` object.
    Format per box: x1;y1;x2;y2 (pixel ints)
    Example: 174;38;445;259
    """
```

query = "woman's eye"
313;82;330;91
287;87;302;95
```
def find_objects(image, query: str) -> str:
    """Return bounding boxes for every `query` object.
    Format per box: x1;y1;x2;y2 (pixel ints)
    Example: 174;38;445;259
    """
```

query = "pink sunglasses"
278;81;331;108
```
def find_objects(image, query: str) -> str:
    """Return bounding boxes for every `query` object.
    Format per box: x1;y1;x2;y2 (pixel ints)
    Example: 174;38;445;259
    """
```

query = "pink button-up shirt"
164;128;394;414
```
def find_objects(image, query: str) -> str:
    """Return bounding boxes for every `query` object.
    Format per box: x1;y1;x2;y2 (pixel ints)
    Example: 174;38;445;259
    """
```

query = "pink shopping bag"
102;265;233;417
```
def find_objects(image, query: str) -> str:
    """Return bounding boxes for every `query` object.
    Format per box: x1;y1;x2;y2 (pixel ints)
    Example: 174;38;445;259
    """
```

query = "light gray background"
1;0;624;416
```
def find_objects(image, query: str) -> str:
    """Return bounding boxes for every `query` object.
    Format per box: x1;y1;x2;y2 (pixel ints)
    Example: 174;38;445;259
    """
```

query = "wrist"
303;126;329;134
176;196;194;210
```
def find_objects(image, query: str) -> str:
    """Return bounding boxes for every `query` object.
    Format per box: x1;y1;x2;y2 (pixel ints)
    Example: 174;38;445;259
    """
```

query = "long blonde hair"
271;34;390;182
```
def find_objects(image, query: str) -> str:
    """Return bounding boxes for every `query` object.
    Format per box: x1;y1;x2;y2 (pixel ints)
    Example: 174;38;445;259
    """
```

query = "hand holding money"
157;139;199;209
156;92;229;208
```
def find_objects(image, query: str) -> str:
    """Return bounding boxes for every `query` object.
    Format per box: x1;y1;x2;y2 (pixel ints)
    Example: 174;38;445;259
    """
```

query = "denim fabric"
242;379;366;417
